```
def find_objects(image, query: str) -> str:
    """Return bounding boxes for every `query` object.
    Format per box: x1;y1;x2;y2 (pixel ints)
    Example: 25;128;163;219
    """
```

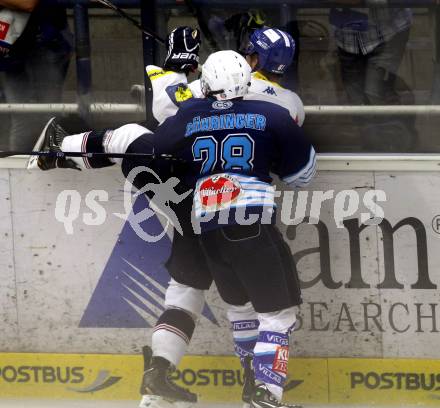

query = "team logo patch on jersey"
199;174;242;209
0;21;10;41
212;100;233;110
273;346;289;375
174;85;193;103
263;86;277;96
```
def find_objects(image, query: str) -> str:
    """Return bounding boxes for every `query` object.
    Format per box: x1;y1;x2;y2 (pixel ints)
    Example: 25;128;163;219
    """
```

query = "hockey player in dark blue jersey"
36;49;315;408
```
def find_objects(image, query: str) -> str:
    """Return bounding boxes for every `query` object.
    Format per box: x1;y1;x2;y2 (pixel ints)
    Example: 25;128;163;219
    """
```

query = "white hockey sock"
253;306;297;401
151;308;195;367
61;133;91;169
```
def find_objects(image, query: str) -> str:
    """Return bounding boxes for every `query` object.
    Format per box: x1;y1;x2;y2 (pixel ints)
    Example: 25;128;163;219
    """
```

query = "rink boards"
0;166;440;405
0;353;440;405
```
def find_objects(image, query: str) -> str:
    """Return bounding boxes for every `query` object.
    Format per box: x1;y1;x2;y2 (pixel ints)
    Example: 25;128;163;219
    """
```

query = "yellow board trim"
0;353;440;405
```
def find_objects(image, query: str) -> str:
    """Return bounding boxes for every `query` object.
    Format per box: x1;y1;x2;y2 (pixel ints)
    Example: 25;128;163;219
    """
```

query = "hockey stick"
183;0;220;52
0;150;181;161
94;0;165;45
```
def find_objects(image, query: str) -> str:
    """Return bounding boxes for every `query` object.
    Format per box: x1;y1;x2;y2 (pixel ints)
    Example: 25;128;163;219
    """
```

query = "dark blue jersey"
153;98;314;183
151;97;316;229
80;97;315;231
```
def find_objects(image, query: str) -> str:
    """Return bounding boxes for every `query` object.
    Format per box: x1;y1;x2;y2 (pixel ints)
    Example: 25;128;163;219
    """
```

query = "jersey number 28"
192;133;255;174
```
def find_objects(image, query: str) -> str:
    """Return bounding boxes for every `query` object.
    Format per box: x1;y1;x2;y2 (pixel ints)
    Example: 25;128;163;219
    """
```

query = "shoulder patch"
166;84;194;107
175;85;193;103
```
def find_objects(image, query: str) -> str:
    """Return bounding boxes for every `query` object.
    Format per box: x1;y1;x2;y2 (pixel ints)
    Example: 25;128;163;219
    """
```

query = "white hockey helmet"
200;50;252;100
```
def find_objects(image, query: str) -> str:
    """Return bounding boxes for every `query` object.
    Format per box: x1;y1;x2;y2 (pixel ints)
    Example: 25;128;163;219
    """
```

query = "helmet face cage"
200;77;211;97
245;28;295;75
201;77;227;100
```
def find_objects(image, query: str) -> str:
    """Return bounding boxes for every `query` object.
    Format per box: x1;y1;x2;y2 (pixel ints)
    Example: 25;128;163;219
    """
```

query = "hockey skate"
27;117;79;171
250;383;302;408
242;356;255;408
139;346;197;408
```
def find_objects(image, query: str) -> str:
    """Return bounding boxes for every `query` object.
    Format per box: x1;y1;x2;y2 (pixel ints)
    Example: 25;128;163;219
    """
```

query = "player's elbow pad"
288;166;316;188
282;148;316;188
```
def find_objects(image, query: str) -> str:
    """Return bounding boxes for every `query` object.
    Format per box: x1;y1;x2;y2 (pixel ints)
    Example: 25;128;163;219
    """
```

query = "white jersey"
246;72;305;126
146;66;305;126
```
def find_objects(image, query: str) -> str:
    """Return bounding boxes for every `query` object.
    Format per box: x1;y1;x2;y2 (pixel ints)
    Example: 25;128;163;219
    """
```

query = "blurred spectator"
0;0;72;150
331;7;416;151
332;7;412;104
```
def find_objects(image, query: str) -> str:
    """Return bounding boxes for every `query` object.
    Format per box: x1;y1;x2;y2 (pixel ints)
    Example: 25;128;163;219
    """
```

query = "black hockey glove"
163;26;201;74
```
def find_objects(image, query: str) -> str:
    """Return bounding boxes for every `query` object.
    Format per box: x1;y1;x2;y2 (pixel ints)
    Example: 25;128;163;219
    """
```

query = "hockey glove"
163;26;201;74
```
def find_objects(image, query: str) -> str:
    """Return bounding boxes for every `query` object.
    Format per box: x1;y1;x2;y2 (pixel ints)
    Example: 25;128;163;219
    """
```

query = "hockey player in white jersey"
148;27;304;127
242;27;304;126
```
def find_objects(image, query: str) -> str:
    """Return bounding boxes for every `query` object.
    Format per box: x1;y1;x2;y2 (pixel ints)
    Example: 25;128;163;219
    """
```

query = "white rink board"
0;169;18;349
0;168;440;357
